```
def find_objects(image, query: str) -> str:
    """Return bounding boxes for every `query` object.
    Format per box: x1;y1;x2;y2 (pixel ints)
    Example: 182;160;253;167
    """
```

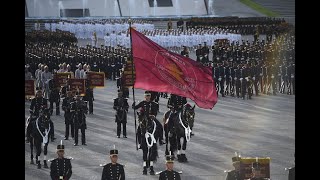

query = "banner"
240;157;270;179
87;71;105;88
130;27;217;109
25;80;35;96
68;79;86;96
54;72;72;87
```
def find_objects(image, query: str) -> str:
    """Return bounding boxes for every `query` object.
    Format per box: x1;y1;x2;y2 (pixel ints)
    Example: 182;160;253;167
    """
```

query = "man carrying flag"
130;27;217;110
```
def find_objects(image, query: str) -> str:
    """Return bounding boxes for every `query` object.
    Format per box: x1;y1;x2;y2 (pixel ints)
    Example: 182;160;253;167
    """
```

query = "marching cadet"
113;91;129;138
70;94;88;146
217;63;226;97
101;147;125;180
180;46;189;57
201;42;210;64
159;152;181;180
196;44;202;63
48;79;61;116
62;90;74;140
132;91;165;146
224;61;231;96
83;80;94;114
49;142;72;180
225;156;241;180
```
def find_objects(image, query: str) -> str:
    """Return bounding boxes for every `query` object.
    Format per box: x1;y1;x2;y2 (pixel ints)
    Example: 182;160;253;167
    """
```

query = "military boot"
43;160;48;168
143;166;147;175
149;166;155;175
37;161;41;169
30;155;34;164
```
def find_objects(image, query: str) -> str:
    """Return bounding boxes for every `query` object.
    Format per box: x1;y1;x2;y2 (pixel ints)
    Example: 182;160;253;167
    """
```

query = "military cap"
57;140;65;151
110;149;118;156
144;91;151;96
166;151;174;163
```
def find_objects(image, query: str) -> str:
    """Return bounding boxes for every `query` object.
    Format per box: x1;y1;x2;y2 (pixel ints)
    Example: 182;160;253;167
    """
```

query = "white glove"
253;77;255;80
218;78;222;81
234;77;237;80
271;75;274;79
245;77;249;81
291;75;294;78
240;78;243;81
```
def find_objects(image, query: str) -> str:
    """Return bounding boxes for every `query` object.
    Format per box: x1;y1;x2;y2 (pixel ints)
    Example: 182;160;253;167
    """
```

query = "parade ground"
25;79;295;180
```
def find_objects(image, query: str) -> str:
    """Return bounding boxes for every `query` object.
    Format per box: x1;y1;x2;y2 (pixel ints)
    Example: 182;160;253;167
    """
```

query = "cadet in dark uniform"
196;44;202;63
180;46;189;57
225;156;241;180
113;91;129;138
48;79;60;116
83;80;94;114
132;91;165;146
62;90;74;140
49;143;72;180
28;90;56;142
166;94;190;133
101;148;125;180
159;153;181;180
70;94;88;146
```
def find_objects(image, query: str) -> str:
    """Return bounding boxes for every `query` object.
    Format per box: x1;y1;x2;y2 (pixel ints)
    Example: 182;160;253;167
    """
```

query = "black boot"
182;154;188;162
177;154;182;162
149;166;155;175
30;158;34;164
143;167;147;175
37;161;41;169
43;160;48;168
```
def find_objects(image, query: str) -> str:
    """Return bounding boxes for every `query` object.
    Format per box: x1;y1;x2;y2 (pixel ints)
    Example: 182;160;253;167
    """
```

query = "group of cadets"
186;17;291;36
193;31;295;99
25;44;130;83
26;16;294;179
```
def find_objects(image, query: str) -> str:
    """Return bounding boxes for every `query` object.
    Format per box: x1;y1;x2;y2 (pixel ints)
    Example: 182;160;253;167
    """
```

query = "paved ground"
25;78;295;180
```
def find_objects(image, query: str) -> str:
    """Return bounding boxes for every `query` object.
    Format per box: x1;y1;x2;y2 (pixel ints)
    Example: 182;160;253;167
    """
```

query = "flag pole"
128;18;138;151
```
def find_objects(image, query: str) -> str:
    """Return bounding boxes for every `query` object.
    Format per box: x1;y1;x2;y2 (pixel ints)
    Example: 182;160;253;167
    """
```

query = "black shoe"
190;132;195;136
74;143;78;146
143;167;147;175
82;143;87;145
43;161;48;168
64;137;68;140
123;136;127;138
37;162;41;169
149;167;155;175
117;136;120;138
30;159;34;164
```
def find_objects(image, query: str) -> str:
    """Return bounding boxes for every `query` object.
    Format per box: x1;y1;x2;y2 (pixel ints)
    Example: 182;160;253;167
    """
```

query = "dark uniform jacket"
101;163;125;180
167;95;187;111
159;170;181;180
133;100;158;117
62;97;74;123
30;97;48;116
113;97;129;123
50;157;72;180
70;100;88;128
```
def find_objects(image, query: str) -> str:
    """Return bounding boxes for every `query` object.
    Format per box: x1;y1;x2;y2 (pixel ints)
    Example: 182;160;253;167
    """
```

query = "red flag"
130;28;217;109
